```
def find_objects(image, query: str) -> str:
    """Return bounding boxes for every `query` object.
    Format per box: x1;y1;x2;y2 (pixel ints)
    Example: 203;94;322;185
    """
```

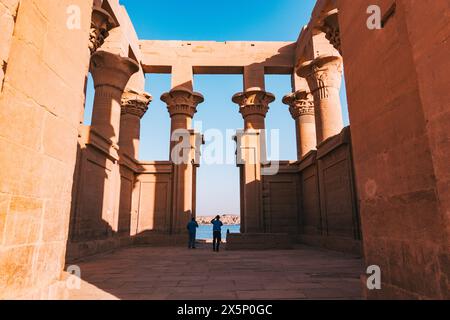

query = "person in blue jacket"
186;217;199;249
211;215;224;252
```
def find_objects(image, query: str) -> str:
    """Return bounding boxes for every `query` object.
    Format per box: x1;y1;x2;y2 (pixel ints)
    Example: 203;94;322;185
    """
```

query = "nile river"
196;224;240;240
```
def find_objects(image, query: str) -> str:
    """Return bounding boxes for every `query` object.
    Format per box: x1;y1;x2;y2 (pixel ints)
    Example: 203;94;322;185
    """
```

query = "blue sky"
85;0;349;216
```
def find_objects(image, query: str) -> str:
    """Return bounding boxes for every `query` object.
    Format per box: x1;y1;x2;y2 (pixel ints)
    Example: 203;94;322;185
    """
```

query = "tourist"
211;215;223;252
186;217;199;249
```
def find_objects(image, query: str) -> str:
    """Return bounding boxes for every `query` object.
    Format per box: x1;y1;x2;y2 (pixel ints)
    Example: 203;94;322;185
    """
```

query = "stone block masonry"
0;0;19;91
0;0;93;299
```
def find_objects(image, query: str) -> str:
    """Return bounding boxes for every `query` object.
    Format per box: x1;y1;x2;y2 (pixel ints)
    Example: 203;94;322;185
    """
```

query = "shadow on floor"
68;245;364;300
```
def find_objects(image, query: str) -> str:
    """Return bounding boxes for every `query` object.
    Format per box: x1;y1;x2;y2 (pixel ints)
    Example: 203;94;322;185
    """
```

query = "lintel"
140;40;296;75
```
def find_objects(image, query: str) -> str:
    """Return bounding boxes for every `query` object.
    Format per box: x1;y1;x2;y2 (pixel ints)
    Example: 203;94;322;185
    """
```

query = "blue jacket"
187;221;199;233
211;219;223;232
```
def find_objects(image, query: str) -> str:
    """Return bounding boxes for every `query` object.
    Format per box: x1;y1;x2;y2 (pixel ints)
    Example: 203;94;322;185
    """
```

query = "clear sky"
85;0;349;217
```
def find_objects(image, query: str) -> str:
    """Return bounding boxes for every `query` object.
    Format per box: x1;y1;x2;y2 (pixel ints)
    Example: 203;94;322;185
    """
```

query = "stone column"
298;55;344;144
119;90;152;159
282;90;317;159
232;89;275;233
90;51;140;144
161;88;204;233
88;51;139;235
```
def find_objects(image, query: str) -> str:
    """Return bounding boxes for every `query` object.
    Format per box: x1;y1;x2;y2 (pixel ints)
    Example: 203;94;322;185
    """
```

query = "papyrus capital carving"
232;89;275;119
89;7;116;54
121;90;152;118
161;88;204;118
282;90;315;119
298;55;343;100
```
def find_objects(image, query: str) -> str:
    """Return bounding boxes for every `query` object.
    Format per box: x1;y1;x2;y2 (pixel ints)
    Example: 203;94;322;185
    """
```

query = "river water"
196;224;240;240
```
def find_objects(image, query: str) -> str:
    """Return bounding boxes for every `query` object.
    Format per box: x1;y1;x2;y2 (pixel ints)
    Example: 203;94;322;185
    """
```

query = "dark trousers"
188;232;196;248
213;231;222;251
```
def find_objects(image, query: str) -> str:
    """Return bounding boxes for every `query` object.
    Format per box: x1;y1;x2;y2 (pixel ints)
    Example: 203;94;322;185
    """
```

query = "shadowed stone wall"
297;127;360;254
0;0;92;299
337;0;449;299
261;127;360;254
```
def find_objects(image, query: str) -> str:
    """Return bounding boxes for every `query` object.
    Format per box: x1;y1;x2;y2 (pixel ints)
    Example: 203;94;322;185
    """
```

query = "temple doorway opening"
193;75;242;240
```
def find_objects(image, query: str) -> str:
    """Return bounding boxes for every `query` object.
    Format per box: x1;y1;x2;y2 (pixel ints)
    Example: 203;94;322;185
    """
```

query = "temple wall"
298;152;321;236
132;162;173;234
261;128;360;254
337;0;449;299
316;127;359;241
0;0;19;90
118;161;134;235
301;128;360;254
0;0;92;299
262;163;300;235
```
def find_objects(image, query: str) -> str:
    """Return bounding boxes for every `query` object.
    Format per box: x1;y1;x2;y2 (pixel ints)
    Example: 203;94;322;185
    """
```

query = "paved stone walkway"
68;245;363;300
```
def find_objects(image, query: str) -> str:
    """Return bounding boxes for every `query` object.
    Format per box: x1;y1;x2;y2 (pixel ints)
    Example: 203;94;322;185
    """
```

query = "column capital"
161;88;204;118
89;7;117;54
90;51;140;91
232;89;275;119
282;91;315;119
297;55;343;99
121;90;152;119
319;10;341;54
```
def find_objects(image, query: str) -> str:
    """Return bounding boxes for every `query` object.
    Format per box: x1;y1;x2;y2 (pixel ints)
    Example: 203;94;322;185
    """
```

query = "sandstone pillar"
282;90;317;159
90;51;139;144
116;90;151;235
161;88;204;233
298;55;344;144
232;89;275;233
87;51;139;236
119;90;152;159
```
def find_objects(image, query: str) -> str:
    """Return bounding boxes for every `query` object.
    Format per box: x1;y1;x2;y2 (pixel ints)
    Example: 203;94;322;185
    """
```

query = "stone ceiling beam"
139;41;296;75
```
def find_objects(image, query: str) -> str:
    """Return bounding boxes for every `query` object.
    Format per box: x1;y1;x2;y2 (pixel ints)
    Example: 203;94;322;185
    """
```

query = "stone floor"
67;244;364;300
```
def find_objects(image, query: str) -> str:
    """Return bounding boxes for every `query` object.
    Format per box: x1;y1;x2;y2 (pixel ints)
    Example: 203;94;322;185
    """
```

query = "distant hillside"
197;215;240;225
